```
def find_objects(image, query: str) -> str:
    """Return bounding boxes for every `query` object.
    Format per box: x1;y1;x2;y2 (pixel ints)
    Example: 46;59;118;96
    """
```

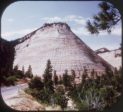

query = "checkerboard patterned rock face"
13;22;113;76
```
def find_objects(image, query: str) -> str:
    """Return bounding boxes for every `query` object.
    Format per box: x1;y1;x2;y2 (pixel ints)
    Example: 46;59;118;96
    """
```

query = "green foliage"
70;70;76;84
6;75;17;86
25;88;50;104
25;88;39;97
71;70;75;79
27;78;52;104
43;59;54;93
53;93;68;110
2;65;26;86
36;88;52;104
43;60;52;82
86;20;99;34
26;60;55;104
55;85;65;95
29;76;44;90
22;66;25;75
16;70;24;79
86;1;121;34
25;60;69;110
75;100;88;111
68;85;79;101
25;60;122;111
25;65;33;78
13;65;18;71
63;70;71;89
69;67;122;111
58;75;63;84
2;64;34;86
53;70;58;86
81;67;88;85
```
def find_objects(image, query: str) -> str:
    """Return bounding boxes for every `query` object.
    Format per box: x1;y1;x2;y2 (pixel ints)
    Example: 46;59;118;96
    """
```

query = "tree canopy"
86;1;121;34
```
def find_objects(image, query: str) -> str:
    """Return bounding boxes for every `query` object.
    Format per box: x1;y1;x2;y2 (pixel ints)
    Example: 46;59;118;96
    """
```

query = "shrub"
16;70;24;79
75;100;89;111
29;76;44;90
54;93;68;110
6;75;17;86
55;85;65;95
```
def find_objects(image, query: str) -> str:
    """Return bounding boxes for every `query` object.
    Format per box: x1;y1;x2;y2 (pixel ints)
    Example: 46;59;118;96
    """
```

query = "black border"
0;0;123;112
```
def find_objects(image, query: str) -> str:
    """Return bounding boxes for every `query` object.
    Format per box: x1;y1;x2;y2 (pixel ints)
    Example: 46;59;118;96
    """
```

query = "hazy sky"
1;1;122;50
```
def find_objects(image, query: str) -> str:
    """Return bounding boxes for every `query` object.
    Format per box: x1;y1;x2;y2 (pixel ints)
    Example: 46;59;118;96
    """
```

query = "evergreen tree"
29;76;44;90
43;59;54;93
13;65;20;78
13;65;18;72
91;69;95;79
63;70;71;89
22;66;25;77
105;67;113;85
118;66;122;74
81;67;88;85
86;1;121;34
25;65;33;78
53;70;58;86
58;75;63;84
71;69;76;84
58;95;68;110
94;72;101;88
114;67;118;75
22;66;25;75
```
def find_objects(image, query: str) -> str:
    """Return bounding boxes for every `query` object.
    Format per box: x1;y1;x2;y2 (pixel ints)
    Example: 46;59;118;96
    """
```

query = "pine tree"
13;65;19;78
29;76;44;90
22;66;25;74
81;67;88;85
63;70;71;89
25;65;33;78
91;69;95;79
119;66;122;74
105;67;113;84
58;75;63;84
43;59;54;93
86;1;121;34
114;67;118;75
71;69;76;84
53;70;58;86
13;65;18;71
58;95;68;110
22;66;25;77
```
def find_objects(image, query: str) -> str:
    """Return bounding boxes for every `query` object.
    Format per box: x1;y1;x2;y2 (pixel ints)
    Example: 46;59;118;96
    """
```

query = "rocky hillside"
95;48;110;54
96;48;122;69
13;22;113;76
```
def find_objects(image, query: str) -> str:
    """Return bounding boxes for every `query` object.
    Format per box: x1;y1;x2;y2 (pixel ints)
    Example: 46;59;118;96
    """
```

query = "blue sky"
1;1;122;50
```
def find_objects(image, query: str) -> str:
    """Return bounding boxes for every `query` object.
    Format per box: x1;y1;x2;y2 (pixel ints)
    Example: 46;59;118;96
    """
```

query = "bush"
6;75;17;86
39;88;51;103
55;85;65;95
75;100;89;111
15;70;24;79
25;62;122;111
26;87;53;104
53;93;68;110
29;76;44;90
